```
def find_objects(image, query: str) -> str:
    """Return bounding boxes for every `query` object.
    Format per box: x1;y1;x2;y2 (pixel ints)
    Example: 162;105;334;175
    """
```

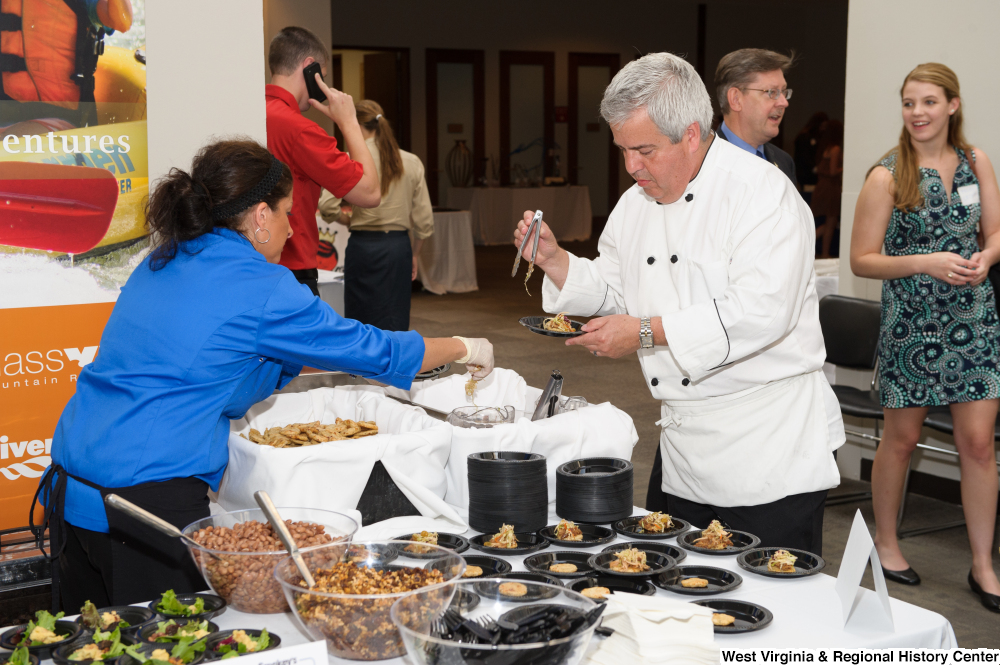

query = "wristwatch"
639;316;654;349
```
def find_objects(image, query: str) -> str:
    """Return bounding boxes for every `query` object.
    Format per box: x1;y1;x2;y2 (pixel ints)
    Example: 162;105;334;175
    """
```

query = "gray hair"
599;52;713;143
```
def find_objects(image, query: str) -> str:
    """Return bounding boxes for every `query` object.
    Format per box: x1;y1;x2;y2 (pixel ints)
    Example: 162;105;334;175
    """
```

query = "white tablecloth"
446;186;592;245
418;210;478;295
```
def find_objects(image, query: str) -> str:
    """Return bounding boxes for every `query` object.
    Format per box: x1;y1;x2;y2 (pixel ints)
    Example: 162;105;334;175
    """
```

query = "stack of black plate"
468;451;548;532
556;458;633;523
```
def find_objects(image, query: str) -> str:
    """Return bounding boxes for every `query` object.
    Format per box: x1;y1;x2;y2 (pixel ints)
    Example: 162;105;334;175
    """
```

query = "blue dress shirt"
720;121;766;160
51;228;425;532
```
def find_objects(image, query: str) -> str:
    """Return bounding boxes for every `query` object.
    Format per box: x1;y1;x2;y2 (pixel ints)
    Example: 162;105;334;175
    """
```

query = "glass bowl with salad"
77;602;157;638
0;610;83;660
0;647;39;665
203;630;279;660
147;591;226;622
137;619;218;646
118;640;205;665
52;625;135;665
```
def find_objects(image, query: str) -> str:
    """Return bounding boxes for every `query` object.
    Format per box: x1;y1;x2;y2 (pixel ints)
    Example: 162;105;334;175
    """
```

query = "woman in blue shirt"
34;139;495;610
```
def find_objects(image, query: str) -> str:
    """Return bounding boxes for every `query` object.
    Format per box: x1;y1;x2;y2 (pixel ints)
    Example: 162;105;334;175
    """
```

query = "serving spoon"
104;493;204;550
253;490;316;588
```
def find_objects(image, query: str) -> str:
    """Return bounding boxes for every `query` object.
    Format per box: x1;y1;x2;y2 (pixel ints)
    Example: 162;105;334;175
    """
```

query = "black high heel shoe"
968;570;1000;613
880;565;921;585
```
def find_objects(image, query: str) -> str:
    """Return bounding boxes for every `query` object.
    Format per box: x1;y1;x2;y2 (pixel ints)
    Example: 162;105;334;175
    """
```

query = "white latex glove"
454;337;494;380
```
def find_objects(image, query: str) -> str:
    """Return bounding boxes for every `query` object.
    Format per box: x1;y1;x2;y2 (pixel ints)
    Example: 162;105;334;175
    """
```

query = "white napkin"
355;515;469;540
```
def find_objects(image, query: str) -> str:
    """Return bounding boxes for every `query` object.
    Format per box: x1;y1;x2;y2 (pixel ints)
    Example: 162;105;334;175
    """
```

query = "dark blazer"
716;125;799;189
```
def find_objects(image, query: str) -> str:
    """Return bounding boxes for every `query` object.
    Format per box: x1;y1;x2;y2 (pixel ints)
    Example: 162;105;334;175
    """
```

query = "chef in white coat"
515;52;844;553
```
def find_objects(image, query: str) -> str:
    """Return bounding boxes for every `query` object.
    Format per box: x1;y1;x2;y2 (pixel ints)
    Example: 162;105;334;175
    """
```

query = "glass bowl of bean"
182;508;358;614
274;541;465;661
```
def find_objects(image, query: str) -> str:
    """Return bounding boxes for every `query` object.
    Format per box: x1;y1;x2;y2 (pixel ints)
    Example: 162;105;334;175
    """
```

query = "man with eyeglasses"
714;49;798;187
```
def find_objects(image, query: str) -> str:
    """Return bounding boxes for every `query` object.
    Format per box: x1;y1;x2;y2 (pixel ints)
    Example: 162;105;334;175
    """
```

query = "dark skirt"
344;230;412;331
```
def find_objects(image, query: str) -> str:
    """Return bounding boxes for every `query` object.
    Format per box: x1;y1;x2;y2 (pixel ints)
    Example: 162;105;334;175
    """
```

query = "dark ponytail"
145;139;292;270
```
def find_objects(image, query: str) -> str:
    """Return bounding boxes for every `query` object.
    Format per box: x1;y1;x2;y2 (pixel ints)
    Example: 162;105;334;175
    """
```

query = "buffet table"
446;186;592;245
417;210;478;295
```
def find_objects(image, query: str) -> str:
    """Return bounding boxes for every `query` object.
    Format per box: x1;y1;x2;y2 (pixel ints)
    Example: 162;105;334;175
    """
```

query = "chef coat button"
685;193;694;202
647;256;655;265
682;378;690;386
670;255;678;263
651;378;659;387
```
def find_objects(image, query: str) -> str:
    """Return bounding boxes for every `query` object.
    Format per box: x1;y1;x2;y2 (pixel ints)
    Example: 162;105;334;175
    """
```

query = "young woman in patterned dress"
852;64;1000;610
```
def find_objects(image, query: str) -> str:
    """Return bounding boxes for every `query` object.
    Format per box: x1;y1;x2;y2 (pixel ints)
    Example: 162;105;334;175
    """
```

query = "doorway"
568;53;620;229
499;51;554;186
329;46;411;150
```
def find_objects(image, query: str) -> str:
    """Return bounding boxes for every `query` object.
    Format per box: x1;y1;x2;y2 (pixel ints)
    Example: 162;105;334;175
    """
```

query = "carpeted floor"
399;238;1000;646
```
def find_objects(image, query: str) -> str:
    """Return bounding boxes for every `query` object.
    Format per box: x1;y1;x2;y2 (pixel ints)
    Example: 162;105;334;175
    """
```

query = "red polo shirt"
265;84;363;270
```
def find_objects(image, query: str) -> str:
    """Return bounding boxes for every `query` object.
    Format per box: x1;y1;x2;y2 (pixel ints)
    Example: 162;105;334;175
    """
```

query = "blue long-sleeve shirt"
51;228;424;532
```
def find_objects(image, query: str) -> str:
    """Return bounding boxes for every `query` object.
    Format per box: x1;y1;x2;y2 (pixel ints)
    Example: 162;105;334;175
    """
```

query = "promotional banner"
0;0;147;529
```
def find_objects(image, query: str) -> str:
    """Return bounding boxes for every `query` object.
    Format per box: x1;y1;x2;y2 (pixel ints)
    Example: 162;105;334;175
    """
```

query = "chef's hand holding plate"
566;315;642;359
454;337;495;379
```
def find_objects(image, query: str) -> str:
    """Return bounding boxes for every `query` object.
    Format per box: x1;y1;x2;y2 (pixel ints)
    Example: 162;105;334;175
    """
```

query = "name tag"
957;184;980;205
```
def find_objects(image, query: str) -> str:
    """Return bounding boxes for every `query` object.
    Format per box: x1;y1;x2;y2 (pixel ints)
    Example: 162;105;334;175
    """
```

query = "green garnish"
80;601;100;630
124;640;200;665
155;591;204;617
217;630;269;659
149;621;209;650
22;610;66;646
3;648;30;665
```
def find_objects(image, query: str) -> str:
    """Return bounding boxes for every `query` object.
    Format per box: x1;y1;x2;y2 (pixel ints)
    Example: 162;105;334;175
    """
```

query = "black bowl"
677;529;760;555
0;651;39;665
0;621;84;660
137;619;220;644
523;551;595;578
117;641;206;665
601;541;686;565
692;600;773;634
653;566;743;596
613;515;690;540
474;572;563;602
537;524;615;548
203;630;281;660
147;593;226;622
587;550;675;578
736;547;826;578
568;576;656;603
392;533;470;559
75;606;157;638
449;588;481;612
52;633;138;665
519;316;585;337
458;554;512;578
470;532;549;555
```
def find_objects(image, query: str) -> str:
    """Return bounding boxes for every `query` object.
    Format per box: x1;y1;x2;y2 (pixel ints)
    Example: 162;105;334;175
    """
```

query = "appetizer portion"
498;582;528;597
80;602;128;632
124;639;201;665
155;591;204;617
766;549;798;573
581;587;611;600
462;566;484;578
609;548;651;573
484;524;518;549
18;610;66;646
554;519;583;541
68;626;128;662
681;578;709;588
549;563;578;574
147;621;211;643
542;313;574;333
3;647;30;665
712;613;736;627
404;531;438;554
692;520;734;550
638;512;674;534
242;419;378;448
213;630;270;659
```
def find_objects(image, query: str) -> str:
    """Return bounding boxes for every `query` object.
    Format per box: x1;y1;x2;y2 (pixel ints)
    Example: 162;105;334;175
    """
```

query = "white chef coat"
542;137;844;506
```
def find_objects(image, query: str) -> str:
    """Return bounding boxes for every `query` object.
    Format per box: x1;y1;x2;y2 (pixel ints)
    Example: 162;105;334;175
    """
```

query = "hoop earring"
254;227;271;244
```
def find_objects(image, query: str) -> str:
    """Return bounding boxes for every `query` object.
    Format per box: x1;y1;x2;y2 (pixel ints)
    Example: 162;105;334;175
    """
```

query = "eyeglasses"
743;88;793;101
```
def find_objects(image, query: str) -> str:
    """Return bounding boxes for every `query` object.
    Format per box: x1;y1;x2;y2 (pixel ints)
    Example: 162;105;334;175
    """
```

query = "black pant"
646;445;828;554
344;230;412;331
291;268;320;297
59;477;210;610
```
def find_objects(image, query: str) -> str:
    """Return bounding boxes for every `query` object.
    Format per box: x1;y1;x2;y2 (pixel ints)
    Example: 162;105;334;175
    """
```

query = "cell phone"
303;62;327;103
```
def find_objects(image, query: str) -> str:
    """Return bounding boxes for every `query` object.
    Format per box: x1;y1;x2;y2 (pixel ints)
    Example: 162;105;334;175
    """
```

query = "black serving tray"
587;550;675;578
737;547;826;578
692;599;773;634
613;515;690;540
568;576;656;603
653;566;743;596
601;541;686;565
392;533;470;559
523;551;595;578
677;529;760;556
458;554;512;578
537;524;615;548
518;316;585;338
470;532;549;556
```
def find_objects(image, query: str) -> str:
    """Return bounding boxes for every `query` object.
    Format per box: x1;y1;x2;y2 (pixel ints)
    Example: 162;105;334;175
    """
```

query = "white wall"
145;0;266;182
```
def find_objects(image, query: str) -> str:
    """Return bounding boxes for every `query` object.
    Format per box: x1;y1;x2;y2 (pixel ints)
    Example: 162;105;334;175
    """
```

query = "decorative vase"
446;140;473;187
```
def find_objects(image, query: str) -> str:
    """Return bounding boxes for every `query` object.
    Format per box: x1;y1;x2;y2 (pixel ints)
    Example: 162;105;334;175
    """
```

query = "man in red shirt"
266;27;380;295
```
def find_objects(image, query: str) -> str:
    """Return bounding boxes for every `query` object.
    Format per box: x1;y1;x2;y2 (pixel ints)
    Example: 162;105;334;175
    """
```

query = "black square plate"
537;523;615;548
613;515;690;540
518;316;585;338
692;599;773;634
470;532;550;555
392;533;471;559
587;550;675;578
653;565;743;595
568;576;656;603
602;541;686;565
736;547;826;578
523;551;595;578
677;529;760;555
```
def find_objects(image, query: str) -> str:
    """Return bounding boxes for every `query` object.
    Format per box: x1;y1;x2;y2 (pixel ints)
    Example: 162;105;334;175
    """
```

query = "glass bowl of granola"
274;541;465;661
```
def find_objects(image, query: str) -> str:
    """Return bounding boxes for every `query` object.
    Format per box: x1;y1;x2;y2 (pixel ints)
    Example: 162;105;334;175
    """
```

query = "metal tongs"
512;209;543;278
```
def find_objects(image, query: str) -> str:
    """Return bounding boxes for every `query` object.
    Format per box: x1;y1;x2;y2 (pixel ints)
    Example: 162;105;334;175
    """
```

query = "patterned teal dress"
878;148;1000;408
